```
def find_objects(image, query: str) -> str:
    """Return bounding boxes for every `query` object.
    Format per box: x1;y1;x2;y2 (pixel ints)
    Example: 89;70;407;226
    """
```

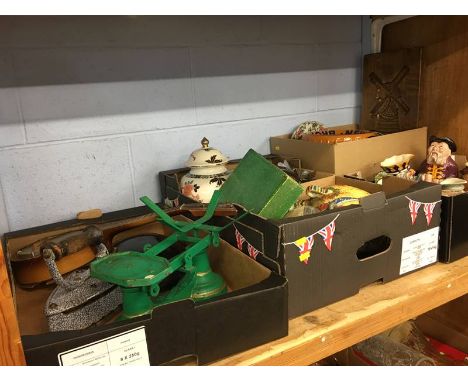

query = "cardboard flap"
360;191;387;211
381;176;416;195
270;136;336;173
214;211;281;262
23;299;198;366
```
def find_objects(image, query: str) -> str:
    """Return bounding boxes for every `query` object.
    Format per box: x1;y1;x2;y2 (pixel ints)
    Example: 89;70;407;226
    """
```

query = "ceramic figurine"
419;136;459;183
374;154;417;184
180;137;231;203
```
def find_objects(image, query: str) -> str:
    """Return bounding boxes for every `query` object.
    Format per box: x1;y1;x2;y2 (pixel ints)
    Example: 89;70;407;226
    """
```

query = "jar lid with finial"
185;137;229;168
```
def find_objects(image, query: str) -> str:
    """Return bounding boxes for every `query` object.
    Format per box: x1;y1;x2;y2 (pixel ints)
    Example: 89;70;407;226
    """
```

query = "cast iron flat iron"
45;243;122;331
90;190;247;320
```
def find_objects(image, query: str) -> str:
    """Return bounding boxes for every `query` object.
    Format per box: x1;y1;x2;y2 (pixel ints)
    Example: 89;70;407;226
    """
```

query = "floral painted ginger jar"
180;137;231;203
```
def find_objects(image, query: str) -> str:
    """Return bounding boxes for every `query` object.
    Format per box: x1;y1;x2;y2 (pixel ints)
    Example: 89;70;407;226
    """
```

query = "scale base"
119;269;227;320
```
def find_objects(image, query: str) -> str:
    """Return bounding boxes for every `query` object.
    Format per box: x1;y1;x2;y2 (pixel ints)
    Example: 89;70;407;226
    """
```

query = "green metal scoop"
90;190;246;320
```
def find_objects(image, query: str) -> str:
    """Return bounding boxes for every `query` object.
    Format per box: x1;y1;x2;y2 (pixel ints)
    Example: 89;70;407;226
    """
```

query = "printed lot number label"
58;326;150;366
400;227;439;275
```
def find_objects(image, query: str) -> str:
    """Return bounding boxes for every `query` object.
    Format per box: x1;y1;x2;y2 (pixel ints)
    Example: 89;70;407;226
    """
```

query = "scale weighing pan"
92;252;170;288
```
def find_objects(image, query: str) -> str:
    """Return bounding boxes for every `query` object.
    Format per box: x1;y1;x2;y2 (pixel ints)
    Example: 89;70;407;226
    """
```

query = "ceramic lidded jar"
180;137;230;203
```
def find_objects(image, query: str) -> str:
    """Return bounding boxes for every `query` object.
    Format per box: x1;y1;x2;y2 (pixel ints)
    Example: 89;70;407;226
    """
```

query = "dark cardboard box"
439;192;468;263
160;168;442;319
160;158;334;209
438;155;468;263
2;206;288;365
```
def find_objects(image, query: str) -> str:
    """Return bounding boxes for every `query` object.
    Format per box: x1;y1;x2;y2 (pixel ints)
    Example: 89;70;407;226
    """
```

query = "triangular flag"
423;202;436;226
234;227;246;251
294;235;314;264
317;220;336;251
247;243;259;260
408;199;422;225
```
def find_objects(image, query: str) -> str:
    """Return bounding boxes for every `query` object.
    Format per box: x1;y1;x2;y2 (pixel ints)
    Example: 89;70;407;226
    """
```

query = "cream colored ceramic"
185;137;228;167
180;137;231;203
440;177;467;192
380;154;415;173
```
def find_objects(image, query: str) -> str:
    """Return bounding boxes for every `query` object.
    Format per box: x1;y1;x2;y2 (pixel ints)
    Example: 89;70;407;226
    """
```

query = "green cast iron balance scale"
90;190;246;320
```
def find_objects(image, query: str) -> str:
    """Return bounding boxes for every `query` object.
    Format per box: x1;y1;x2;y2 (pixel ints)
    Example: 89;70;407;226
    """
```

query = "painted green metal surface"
90;190;245;320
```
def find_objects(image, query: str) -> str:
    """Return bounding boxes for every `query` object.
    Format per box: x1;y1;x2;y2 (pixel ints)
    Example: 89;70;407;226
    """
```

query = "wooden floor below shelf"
212;257;468;366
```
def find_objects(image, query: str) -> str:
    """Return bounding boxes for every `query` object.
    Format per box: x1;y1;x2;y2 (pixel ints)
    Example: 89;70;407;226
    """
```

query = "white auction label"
400;227;439;275
58;326;150;366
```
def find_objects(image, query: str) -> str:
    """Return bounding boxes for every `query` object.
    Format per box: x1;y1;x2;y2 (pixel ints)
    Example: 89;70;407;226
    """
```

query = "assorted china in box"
271;125;428;180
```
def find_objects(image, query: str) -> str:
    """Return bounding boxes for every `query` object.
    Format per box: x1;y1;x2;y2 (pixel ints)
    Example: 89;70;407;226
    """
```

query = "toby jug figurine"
419;136;459;183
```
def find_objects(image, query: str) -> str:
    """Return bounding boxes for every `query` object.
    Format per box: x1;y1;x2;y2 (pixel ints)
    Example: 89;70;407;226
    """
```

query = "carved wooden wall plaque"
361;48;422;133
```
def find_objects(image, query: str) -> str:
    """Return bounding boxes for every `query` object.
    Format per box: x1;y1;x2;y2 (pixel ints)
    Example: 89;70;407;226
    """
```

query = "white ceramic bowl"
380;154;415;174
440;177;467;192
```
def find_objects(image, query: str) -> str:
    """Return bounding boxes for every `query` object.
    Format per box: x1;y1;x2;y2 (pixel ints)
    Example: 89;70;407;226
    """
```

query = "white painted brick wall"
0;16;365;233
191;45;318;123
0;138;135;230
13;48;197;142
0;54;25;147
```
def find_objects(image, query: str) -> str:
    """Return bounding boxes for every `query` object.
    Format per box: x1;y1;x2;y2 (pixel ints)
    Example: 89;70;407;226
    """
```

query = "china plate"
440;178;467;192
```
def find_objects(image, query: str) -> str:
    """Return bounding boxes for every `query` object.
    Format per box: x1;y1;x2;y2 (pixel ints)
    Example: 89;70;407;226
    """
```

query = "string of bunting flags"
405;196;441;226
233;195;438;266
283;214;340;265
234;225;261;260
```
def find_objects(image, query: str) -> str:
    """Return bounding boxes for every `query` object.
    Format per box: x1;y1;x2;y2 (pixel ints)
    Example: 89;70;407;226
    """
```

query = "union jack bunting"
234;225;262;259
247;243;259;260
284;214;340;265
318;220;336;251
234;227;246;251
293;235;315;264
408;199;422;225
423;202;436;226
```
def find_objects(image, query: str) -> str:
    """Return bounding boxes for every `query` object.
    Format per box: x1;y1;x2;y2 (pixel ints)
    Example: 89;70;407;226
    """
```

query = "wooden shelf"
0;246;25;366
212;257;468;366
2;244;467;366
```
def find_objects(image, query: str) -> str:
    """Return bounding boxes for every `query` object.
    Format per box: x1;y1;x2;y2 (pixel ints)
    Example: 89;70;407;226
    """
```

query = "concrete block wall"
0;16;366;233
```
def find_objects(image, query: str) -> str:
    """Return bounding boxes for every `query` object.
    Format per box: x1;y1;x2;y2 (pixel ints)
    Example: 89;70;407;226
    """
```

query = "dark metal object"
44;244;122;331
45;268;121;332
13;225;103;262
116;235;160;253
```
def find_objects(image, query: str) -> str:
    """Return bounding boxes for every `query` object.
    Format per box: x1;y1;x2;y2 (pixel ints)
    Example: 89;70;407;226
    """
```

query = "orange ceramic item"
303;129;378;144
